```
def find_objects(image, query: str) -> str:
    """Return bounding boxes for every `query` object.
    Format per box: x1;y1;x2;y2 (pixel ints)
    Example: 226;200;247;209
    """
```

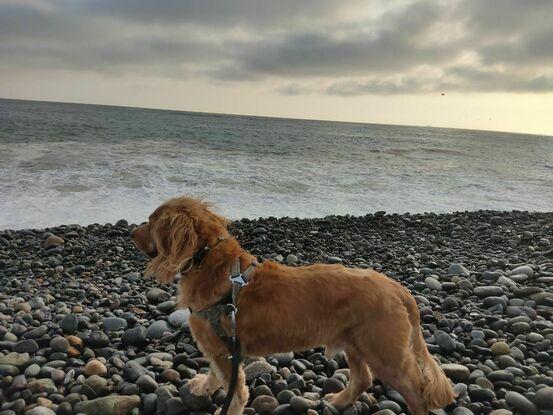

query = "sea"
1;98;552;230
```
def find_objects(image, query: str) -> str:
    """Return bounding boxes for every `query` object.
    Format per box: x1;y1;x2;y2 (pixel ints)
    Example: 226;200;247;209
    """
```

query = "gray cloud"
1;0;553;95
326;68;553;96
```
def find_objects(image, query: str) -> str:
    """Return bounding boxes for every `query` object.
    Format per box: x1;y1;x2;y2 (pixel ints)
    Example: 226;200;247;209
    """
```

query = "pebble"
285;254;298;264
424;276;442;291
102;317;128;332
448;263;470;277
505;391;538;415
14;339;39;354
322;377;345;394
0;352;30;367
491;342;510;356
25;408;56;415
434;330;456;353
510;265;534;277
74;395;141;415
442;364;470;382
474;286;504;298
29;296;46;310
179;384;211;410
289;396;319;412
59;314;79;334
244;360;276;382
136;374;158;393
252;395;279;414
146;288;170;304
535;387;553;409
83;359;108;376
146;320;171;339
50;336;70;353
42;235;64;249
123;361;149;382
84;374;108;394
167;309;190;328
122;325;147;345
87;330;110;348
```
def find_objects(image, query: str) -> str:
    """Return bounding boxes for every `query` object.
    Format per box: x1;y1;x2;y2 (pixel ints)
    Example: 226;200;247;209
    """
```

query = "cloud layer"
1;0;552;95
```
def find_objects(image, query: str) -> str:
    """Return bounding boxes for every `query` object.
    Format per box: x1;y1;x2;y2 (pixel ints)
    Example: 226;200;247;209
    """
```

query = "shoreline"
1;210;552;414
2;208;552;234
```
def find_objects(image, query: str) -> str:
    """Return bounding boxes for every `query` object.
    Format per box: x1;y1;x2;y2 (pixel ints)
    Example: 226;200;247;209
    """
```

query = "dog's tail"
403;289;456;409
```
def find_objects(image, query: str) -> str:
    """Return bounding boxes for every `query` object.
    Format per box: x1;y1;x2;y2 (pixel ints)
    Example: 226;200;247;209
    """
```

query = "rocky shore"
1;210;552;415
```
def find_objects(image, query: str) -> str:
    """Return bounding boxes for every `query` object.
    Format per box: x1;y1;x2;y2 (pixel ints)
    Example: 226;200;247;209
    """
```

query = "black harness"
190;243;257;415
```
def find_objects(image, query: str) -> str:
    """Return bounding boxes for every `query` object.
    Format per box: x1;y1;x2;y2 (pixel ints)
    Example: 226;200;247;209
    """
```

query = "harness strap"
230;257;258;304
192;254;257;415
193;304;230;341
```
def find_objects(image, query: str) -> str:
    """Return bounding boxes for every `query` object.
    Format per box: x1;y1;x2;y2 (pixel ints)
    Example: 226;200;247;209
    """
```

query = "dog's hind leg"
369;357;428;415
324;347;373;409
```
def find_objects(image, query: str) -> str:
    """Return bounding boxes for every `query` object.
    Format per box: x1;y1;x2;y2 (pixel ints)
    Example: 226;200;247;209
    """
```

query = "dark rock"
122;325;147;345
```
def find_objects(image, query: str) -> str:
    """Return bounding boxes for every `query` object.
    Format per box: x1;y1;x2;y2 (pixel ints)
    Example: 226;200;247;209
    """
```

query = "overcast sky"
1;0;553;135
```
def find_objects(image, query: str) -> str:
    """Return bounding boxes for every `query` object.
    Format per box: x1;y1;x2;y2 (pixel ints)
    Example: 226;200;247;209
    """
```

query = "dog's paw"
324;392;347;409
188;373;210;396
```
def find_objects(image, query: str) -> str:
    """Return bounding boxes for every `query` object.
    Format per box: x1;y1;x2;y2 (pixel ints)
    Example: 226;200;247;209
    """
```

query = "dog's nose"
130;227;138;237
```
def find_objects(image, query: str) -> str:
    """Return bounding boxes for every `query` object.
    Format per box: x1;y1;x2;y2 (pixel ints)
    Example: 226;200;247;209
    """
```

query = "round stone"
510;265;534;277
434;330;456;353
146;320;171;339
59;314;79;334
285;254;298;265
252;395;279;414
168;309;191;328
448;263;470;277
137;374;158;393
86;330;110;348
441;364;470;383
50;336;70;353
244;360;276;382
491;342;510;356
83;359;107;377
535;387;553;410
102;317;128;332
424;277;442;291
322;377;345;394
29;296;46;310
122;325;147;345
505;392;538;415
84;374;108;394
146;288;170;304
14;339;39;354
290;396;319;412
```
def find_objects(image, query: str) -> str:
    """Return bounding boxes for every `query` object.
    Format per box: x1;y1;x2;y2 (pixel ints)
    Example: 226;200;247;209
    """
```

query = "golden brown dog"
131;196;455;415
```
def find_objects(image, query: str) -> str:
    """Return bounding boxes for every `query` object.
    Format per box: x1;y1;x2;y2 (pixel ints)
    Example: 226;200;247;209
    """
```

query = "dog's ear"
146;210;198;284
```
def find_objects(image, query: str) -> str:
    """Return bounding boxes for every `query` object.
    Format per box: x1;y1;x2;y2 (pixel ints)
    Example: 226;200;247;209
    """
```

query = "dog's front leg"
187;371;221;396
189;315;249;415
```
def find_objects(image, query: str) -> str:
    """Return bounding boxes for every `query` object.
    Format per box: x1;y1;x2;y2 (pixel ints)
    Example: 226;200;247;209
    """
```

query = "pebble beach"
1;210;552;415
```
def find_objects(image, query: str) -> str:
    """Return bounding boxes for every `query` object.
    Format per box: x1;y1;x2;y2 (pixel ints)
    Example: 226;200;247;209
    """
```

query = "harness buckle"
230;273;248;287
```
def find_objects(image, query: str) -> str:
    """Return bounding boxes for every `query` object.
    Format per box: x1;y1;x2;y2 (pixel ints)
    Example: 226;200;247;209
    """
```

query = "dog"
131;196;456;415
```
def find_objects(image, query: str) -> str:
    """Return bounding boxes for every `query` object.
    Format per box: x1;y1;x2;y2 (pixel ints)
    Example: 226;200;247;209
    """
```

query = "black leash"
220;312;242;415
192;255;257;415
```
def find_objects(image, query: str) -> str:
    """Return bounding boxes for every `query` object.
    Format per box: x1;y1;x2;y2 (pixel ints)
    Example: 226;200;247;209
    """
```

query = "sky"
1;0;553;135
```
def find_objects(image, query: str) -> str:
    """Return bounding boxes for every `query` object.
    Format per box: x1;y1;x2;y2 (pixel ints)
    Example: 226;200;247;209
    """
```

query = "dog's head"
131;196;228;283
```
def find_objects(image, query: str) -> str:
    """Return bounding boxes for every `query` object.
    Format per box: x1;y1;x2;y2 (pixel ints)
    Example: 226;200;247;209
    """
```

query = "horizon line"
1;96;552;138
